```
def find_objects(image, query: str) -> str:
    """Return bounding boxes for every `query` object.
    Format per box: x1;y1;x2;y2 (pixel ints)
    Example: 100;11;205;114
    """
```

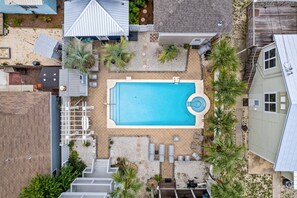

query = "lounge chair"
168;145;174;164
178;155;183;161
159;144;165;162
185;155;191;161
194;132;204;142
192;152;201;161
89;81;98;88
149;143;155;161
89;73;98;80
191;142;201;150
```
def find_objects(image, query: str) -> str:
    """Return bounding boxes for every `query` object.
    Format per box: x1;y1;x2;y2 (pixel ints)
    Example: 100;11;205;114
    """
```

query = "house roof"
64;0;129;37
59;69;87;97
0;92;51;198
154;0;232;33
274;35;297;171
5;0;43;5
40;66;61;89
34;33;61;60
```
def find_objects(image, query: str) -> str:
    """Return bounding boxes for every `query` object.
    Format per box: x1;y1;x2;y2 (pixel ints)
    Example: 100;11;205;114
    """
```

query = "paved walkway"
88;49;203;176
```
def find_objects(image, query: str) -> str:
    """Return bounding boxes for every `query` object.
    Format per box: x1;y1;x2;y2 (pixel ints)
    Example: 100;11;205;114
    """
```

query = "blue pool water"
187;96;206;112
110;82;196;126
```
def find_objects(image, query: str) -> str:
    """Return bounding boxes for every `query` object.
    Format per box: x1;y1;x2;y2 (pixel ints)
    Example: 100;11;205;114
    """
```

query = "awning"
34;33;61;60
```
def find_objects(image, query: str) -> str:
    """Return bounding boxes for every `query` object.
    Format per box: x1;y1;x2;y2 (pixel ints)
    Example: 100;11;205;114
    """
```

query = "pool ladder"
173;76;180;85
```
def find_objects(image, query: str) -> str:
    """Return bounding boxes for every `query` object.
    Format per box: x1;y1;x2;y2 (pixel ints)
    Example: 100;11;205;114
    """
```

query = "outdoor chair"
89;73;98;80
159;144;165;162
178;155;183;161
194;132;204;142
149;143;155;161
192;152;201;161
168;144;174;164
185;155;191;161
89;81;98;88
191;142;201;150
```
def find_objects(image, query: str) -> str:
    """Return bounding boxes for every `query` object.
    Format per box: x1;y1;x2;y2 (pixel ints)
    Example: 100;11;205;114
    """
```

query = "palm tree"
111;167;143;198
210;37;240;72
204;138;245;181
158;44;180;63
211;180;244;198
212;71;246;108
64;39;95;74
205;107;237;139
101;37;134;70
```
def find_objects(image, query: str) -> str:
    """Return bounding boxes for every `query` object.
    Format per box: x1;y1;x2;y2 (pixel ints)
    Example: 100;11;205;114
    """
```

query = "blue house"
0;0;57;14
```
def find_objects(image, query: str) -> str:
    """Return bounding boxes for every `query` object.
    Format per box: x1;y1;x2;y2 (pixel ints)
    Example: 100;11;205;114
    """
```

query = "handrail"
247;47;259;88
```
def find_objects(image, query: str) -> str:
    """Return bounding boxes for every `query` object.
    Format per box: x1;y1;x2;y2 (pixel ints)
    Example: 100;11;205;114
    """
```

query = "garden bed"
130;0;153;25
5;0;63;28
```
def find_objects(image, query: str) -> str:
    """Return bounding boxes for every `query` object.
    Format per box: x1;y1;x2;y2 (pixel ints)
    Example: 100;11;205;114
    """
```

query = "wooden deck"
244;2;297;89
247;2;297;48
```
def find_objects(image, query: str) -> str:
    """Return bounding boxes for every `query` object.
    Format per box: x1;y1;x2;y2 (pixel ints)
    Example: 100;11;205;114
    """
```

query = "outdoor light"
59;85;67;91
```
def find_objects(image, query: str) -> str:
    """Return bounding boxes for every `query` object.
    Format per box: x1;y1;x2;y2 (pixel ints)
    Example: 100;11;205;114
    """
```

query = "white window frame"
264;48;276;70
264;92;277;113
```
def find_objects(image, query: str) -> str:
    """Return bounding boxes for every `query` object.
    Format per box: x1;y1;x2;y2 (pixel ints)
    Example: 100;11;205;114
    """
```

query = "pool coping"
106;78;210;129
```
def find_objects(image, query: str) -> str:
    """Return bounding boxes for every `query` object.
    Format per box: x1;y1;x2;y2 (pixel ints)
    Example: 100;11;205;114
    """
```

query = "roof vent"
218;21;223;27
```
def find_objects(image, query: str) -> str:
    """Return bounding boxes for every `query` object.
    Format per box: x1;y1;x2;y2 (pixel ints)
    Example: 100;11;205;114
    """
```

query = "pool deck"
88;49;204;178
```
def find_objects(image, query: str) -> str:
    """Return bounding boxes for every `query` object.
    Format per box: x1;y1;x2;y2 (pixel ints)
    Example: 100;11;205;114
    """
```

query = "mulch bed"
5;0;63;28
139;0;153;25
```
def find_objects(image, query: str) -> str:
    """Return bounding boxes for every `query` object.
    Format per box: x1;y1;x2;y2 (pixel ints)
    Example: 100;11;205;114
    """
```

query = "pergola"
60;101;94;145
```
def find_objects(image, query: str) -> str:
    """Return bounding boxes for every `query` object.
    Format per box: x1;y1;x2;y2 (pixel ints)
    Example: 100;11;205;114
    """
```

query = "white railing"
129;24;154;32
82;158;96;177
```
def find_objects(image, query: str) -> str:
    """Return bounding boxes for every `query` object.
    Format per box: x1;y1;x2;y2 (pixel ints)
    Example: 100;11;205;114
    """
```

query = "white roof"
274;35;297;171
33;33;59;59
64;0;129;37
5;0;43;5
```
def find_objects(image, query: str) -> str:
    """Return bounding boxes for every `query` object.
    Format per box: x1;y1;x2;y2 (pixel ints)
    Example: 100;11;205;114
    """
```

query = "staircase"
242;47;261;91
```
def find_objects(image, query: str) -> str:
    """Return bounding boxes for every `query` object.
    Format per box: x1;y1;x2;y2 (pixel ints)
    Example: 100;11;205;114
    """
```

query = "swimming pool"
107;79;210;128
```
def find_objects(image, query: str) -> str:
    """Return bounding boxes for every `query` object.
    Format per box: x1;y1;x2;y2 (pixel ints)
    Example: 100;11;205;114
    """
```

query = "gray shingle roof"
0;92;51;198
154;0;232;33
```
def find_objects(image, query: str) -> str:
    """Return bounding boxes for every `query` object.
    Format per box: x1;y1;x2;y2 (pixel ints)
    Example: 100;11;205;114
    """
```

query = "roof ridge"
65;0;124;37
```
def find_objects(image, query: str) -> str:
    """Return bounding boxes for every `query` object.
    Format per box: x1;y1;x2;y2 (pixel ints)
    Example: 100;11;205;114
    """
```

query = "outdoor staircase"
242;47;261;91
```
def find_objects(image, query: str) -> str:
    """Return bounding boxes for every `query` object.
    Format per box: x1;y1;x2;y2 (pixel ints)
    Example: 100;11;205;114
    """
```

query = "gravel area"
110;136;160;184
73;137;96;167
175;161;209;188
110;32;187;72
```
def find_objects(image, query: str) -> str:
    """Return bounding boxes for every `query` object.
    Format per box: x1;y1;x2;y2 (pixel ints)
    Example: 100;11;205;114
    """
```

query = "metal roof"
59;69;87;97
64;0;128;37
274;35;297;171
34;33;61;60
5;0;43;5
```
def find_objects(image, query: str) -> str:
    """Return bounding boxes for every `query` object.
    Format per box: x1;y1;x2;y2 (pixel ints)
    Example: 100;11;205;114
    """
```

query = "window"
254;99;259;106
264;93;276;112
264;48;276;69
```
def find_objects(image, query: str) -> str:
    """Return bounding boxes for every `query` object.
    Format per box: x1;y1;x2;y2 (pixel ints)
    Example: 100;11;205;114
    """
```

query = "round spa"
187;96;206;113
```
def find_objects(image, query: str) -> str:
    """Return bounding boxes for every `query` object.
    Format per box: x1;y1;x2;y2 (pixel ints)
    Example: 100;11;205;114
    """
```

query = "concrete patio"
109;32;188;72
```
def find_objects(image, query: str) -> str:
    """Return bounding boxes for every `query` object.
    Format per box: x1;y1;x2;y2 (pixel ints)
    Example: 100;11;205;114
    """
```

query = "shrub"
58;165;80;191
158;44;180;63
83;141;91;147
12;17;22;26
43;16;52;23
68;140;75;151
129;2;140;24
68;151;87;176
19;174;62;198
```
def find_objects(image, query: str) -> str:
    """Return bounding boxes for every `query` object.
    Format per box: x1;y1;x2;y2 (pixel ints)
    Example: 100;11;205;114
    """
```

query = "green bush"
129;2;140;24
83;141;91;147
158;44;180;63
43;16;52;23
132;0;146;7
19;175;62;198
58;165;80;191
68;151;87;176
12;17;22;27
68;140;75;151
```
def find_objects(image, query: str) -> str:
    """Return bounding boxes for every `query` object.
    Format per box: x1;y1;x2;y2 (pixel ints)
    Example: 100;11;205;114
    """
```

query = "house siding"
0;0;57;14
249;43;287;164
158;32;217;45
